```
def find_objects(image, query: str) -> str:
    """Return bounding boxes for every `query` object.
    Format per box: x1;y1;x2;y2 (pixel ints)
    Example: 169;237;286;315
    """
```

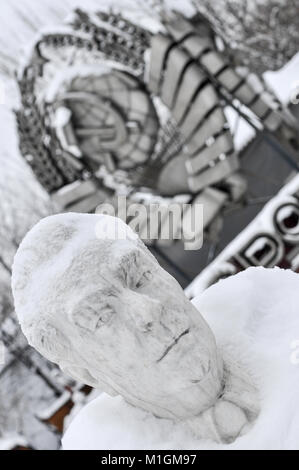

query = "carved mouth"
156;328;190;363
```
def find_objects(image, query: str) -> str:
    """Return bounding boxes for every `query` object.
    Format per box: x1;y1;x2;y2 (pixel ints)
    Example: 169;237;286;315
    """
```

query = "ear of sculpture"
61;364;119;397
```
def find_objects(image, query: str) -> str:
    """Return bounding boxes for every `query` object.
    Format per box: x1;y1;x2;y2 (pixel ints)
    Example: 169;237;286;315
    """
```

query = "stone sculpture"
12;213;259;443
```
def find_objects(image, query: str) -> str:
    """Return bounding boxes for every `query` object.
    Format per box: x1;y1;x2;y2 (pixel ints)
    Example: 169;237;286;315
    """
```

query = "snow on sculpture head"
12;213;223;420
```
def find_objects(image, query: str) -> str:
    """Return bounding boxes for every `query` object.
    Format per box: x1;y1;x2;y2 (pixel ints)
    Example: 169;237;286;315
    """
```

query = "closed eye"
73;303;115;332
135;270;153;289
96;305;115;329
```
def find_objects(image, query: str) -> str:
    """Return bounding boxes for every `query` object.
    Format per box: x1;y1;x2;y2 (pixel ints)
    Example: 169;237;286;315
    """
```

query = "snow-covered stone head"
12;213;222;420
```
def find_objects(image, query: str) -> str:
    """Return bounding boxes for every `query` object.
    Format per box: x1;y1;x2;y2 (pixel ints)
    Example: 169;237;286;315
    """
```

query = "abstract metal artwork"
16;9;299;245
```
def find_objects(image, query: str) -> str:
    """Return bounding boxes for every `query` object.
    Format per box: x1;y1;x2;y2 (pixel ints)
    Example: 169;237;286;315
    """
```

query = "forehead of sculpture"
59;237;154;296
12;213;145;325
13;212;140;286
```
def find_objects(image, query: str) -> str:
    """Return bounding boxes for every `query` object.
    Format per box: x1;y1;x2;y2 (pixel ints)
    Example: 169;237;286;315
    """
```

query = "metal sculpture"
16;9;299;243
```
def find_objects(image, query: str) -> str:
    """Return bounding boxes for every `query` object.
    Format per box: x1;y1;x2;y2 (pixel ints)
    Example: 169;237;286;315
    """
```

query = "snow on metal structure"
15;9;299;247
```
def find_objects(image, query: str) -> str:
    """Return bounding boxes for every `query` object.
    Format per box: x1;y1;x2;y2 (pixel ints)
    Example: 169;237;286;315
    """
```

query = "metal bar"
263;133;299;171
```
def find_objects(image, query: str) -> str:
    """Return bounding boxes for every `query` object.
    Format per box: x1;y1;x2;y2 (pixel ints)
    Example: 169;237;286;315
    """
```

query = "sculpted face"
12;213;222;420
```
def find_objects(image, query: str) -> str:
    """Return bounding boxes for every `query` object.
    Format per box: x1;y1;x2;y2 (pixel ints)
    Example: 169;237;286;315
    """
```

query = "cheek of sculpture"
70;292;146;377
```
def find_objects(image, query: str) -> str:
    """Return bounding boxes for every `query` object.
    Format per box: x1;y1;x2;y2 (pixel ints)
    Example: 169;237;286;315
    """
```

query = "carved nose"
123;290;162;333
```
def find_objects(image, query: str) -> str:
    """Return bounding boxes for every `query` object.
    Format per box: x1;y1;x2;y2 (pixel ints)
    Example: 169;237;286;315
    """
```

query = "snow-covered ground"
63;267;299;450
